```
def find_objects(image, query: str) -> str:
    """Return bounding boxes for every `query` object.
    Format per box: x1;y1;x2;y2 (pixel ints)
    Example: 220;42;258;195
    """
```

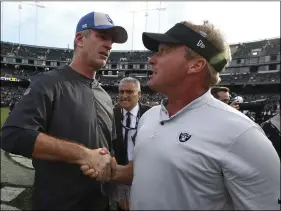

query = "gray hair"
119;77;141;91
73;29;92;50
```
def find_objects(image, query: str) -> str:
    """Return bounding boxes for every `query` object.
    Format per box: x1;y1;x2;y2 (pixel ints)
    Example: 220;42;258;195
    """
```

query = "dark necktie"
124;112;131;161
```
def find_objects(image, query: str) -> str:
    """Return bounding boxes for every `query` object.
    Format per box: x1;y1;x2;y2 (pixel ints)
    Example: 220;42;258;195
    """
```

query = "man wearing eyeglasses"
111;77;151;210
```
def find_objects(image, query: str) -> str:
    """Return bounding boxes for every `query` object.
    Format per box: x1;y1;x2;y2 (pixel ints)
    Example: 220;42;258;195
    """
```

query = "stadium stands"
1;37;280;123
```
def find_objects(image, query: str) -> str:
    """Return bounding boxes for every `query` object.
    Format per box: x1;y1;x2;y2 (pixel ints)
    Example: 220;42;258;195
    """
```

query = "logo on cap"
82;23;87;28
105;14;113;24
197;40;205;48
179;132;192;142
23;88;31;96
199;31;207;37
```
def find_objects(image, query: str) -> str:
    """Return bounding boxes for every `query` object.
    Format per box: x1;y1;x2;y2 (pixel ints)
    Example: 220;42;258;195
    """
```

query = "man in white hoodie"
261;109;280;158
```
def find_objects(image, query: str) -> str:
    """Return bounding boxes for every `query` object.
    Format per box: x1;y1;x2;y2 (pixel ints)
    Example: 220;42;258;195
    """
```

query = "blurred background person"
8;100;17;114
111;77;151;210
261;106;280;158
211;86;240;109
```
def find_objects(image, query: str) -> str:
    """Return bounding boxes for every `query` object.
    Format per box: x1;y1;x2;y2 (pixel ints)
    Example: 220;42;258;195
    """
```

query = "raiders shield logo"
179;132;191;142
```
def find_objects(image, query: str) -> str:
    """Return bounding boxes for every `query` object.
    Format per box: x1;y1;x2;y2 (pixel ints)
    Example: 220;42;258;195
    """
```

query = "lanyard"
120;104;141;145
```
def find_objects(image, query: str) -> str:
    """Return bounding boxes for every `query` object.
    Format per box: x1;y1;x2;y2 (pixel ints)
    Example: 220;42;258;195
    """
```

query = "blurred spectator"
210;86;240;110
261;111;280;158
8;100;17;114
0;40;280;123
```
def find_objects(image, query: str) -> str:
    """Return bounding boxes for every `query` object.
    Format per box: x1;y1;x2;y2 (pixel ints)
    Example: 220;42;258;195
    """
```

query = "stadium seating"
1;38;280;122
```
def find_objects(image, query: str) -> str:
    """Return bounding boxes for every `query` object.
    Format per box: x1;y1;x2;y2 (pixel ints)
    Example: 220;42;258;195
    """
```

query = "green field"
1;107;9;129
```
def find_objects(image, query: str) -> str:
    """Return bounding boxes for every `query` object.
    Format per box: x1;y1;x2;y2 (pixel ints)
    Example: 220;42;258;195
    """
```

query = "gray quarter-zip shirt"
1;65;116;210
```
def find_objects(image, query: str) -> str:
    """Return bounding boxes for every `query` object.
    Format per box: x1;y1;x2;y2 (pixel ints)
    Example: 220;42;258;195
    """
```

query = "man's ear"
187;58;207;74
74;33;84;48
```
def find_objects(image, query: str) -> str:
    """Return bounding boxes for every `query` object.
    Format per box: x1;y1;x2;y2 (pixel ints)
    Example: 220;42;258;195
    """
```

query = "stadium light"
1;2;5;42
18;4;22;44
145;1;149;33
18;1;46;46
127;3;166;51
157;2;166;33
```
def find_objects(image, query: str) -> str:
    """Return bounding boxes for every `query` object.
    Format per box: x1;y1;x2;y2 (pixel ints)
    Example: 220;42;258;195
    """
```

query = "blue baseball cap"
76;11;128;44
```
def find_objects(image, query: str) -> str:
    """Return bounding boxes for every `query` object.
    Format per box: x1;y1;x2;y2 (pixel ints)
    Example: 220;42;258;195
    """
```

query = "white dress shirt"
105;103;140;205
122;103;139;161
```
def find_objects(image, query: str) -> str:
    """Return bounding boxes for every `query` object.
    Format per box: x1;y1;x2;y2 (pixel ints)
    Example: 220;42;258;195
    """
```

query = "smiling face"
75;29;114;69
119;81;140;111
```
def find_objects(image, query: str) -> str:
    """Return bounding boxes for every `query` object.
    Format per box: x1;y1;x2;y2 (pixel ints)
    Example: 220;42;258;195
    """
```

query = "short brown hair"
211;86;230;99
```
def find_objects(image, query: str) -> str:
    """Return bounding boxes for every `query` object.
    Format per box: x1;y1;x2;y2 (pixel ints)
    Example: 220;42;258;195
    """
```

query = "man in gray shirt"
82;20;280;210
1;11;127;210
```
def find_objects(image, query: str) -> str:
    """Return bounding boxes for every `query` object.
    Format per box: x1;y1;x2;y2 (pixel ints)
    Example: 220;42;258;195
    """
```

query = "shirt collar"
66;65;97;86
122;103;139;117
160;89;213;121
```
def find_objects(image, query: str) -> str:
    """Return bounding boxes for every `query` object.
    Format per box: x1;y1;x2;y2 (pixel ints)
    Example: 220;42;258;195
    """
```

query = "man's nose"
104;40;112;51
120;92;128;98
149;55;156;65
124;93;130;98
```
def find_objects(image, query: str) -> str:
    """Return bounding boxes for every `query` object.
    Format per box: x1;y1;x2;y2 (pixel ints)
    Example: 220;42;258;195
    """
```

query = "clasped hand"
80;148;116;182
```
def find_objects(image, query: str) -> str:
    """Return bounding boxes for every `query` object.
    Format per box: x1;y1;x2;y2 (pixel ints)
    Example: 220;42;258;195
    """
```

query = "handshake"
79;147;117;182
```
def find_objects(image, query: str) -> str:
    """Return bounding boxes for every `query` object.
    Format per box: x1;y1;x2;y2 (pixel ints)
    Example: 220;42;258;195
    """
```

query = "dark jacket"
261;114;280;159
1;66;114;210
113;103;151;165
